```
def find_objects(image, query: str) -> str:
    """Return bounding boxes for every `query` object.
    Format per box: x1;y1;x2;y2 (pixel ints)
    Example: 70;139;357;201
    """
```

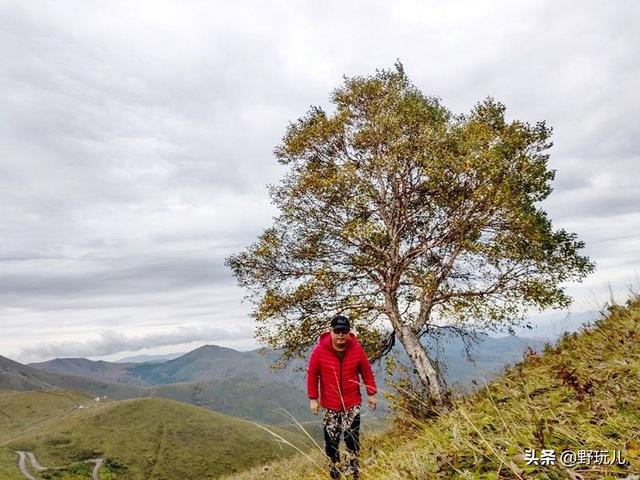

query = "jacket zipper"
330;341;348;410
336;352;345;411
339;355;343;401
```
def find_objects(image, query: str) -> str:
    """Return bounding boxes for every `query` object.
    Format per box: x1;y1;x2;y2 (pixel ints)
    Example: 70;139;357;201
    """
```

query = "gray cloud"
0;253;231;302
20;325;252;361
1;0;639;359
544;173;640;221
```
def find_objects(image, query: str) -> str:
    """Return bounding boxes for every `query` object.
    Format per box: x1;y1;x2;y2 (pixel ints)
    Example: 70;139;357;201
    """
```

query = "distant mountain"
1;354;55;391
17;332;546;425
31;344;306;388
29;332;544;391
0;355;144;399
28;357;142;385
116;352;185;363
11;354;310;425
128;344;262;383
418;331;546;389
513;309;601;340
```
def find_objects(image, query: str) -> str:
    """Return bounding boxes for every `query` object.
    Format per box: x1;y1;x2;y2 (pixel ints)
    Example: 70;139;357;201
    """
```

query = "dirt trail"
26;452;45;471
87;457;104;480
15;451;37;480
15;451;104;480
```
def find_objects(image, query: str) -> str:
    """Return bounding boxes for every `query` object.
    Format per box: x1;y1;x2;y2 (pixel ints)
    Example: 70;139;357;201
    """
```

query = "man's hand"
368;395;377;412
310;399;320;415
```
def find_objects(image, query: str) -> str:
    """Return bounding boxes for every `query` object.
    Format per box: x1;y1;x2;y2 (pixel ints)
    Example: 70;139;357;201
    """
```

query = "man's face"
331;328;349;348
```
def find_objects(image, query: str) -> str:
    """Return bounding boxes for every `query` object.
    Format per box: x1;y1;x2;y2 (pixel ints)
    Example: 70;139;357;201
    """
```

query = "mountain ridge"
27;331;545;386
6;333;548;425
0;354;144;399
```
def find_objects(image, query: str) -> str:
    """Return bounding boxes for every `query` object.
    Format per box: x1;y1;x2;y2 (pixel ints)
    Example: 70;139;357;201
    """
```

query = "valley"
0;332;556;479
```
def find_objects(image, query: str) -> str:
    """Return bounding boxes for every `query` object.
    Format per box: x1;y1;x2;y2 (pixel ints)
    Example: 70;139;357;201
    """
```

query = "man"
307;315;378;479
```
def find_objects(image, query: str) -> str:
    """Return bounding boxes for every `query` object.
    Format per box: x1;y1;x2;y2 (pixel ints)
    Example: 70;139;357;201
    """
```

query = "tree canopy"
226;63;595;404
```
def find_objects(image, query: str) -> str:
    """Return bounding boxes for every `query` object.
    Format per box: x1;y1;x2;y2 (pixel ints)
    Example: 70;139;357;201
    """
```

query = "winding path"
87;457;104;480
14;451;104;480
26;452;45;472
15;451;38;480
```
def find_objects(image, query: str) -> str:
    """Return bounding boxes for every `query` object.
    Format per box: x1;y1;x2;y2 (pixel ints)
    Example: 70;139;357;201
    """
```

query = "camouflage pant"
322;405;361;479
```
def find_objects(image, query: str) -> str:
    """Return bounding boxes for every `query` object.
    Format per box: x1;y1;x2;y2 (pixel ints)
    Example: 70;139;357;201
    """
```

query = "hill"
28;345;307;388
8;354;316;425
6;355;314;426
0;355;145;399
128;344;273;384
147;376;312;425
0;389;94;445
222;296;640;479
0;389;108;479
116;353;185;363
28;357;142;385
28;332;546;390
0;392;312;480
27;333;545;392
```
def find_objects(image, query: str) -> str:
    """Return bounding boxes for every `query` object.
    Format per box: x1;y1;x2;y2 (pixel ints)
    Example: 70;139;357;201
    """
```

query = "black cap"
330;315;350;330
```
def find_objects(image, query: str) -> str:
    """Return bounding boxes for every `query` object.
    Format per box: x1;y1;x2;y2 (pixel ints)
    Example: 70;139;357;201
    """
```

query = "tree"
226;63;595;406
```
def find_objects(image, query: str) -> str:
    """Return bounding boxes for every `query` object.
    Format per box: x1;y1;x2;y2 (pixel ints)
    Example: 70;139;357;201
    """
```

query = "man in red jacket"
307;315;378;479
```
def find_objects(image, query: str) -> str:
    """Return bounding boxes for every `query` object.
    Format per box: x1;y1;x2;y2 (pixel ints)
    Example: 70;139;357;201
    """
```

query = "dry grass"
222;295;640;480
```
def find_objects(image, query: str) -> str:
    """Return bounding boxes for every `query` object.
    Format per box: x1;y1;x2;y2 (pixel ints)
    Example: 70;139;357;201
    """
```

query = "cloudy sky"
1;1;638;363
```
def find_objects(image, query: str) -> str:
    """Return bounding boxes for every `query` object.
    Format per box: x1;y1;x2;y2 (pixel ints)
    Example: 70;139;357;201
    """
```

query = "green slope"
1;394;313;480
3;354;312;426
147;375;312;425
0;447;22;479
223;296;640;480
0;389;94;445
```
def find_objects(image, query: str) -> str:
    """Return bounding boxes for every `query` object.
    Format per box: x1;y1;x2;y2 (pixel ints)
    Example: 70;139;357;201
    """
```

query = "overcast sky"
1;0;639;363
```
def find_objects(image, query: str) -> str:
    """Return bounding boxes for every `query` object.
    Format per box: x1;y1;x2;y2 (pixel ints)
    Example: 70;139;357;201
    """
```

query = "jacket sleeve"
359;347;378;396
307;348;320;399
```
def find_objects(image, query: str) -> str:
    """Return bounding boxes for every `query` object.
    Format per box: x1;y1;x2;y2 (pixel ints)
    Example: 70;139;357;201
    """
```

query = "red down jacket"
307;331;377;411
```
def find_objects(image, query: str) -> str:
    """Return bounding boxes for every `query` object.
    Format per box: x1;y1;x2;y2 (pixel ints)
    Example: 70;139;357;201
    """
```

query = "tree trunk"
393;320;449;406
381;287;449;406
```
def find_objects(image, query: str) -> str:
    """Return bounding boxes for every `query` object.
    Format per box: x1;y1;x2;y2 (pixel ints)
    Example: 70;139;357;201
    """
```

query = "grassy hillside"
1;394;313;480
4;357;315;426
0;447;22;479
147;375;313;425
0;389;103;479
0;389;94;445
222;296;640;480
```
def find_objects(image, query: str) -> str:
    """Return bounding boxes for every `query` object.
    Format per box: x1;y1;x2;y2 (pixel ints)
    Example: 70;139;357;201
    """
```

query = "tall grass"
223;294;640;479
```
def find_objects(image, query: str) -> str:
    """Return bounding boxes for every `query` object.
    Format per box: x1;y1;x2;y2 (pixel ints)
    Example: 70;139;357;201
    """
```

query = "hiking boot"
347;457;359;479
